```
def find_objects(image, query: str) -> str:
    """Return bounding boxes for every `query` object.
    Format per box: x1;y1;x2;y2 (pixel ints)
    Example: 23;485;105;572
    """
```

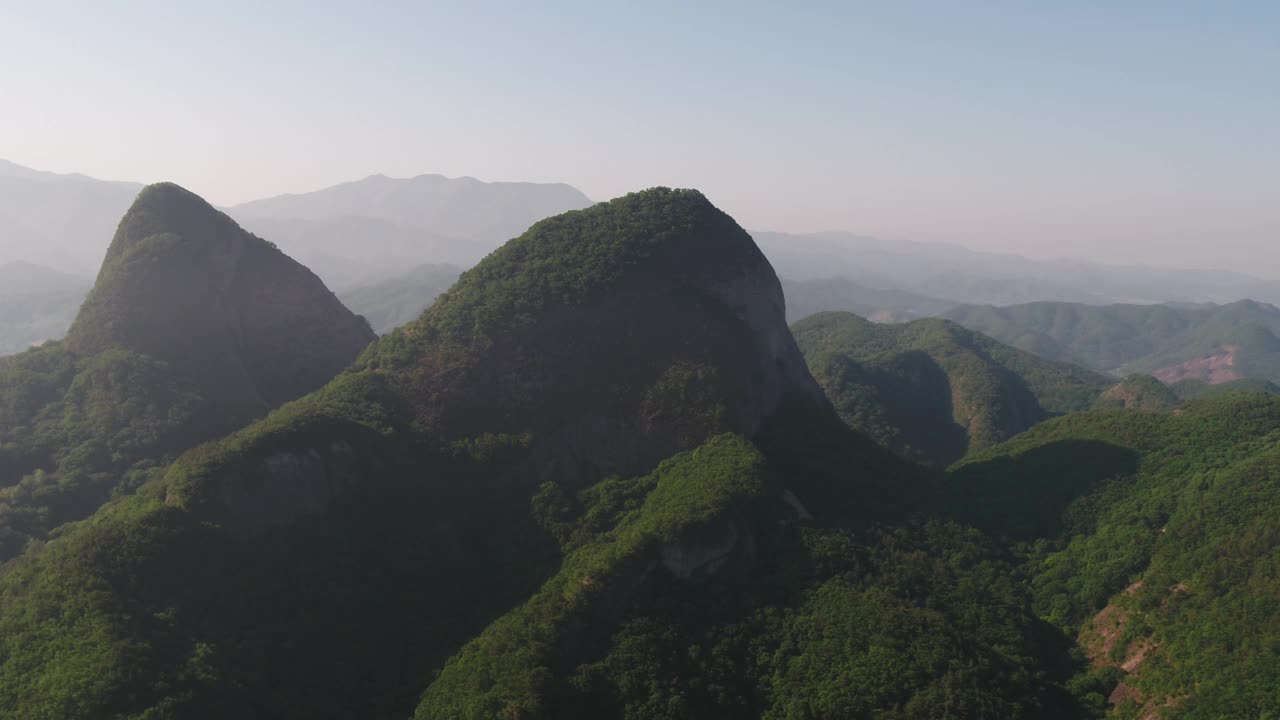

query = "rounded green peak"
66;180;374;409
377;186;767;350
102;182;252;265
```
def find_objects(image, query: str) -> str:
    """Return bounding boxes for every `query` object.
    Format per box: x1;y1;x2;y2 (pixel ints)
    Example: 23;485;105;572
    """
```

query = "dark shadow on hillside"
861;350;971;466
117;441;565;720
942;439;1141;541
754;390;933;527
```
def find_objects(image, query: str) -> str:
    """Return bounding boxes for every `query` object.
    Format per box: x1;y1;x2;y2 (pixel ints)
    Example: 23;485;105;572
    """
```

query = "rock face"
67;183;375;413
175;188;826;535
199;441;362;538
660;514;756;581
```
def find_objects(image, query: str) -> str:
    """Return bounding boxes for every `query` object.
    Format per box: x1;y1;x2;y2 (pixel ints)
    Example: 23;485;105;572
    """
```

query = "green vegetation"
792;311;1109;465
0;183;373;560
421;430;1095;720
0;187;840;719
418;434;768;719
1093;374;1180;411
949;393;1280;717
1169;376;1280;400
363;187;757;359
945;299;1280;384
0;344;221;558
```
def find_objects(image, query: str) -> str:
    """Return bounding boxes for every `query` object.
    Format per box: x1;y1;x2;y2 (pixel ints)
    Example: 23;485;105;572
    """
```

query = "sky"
2;1;1278;274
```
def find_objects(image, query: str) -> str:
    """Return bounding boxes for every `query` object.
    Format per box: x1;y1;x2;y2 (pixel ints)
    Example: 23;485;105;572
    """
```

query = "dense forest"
792;311;1110;465
0;184;373;560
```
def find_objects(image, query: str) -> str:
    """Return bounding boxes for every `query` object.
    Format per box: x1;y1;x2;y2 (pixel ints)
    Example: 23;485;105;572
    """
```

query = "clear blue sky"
2;1;1277;273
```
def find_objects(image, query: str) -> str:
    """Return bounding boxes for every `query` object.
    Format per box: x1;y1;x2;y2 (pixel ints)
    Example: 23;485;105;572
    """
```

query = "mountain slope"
1093;374;1181;411
949;394;1280;718
944;300;1280;387
0;183;373;560
792;312;1110;466
170;187;826;535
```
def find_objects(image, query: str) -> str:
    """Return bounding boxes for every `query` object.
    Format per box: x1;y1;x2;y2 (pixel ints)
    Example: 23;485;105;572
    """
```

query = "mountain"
781;276;957;323
0;183;373;560
792;312;1110;465
0;261;91;296
0;160;593;288
0;262;91;356
0;160;143;274
1168;376;1280;400
755;230;1280;307
944;300;1280;385
227;173;594;285
0;188;1108;720
67;183;375;409
948;393;1280;717
1093;374;1182;411
232;215;461;290
337;262;464;333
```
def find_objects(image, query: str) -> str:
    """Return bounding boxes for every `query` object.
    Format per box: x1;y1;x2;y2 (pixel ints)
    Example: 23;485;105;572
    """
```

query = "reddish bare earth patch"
1151;345;1241;384
1080;581;1185;718
1109;681;1144;707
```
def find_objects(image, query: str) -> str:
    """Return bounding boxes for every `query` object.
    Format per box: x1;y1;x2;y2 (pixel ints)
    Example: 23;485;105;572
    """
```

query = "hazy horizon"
4;2;1277;275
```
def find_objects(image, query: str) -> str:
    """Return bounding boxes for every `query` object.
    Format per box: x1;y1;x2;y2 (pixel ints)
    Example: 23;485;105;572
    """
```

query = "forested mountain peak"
0;183;373;560
66;182;375;409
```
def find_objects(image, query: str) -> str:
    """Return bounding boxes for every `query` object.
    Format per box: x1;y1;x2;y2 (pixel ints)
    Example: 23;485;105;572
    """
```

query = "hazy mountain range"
0;261;92;355
0;159;142;274
229;173;593;287
756;230;1280;307
6;158;1279;302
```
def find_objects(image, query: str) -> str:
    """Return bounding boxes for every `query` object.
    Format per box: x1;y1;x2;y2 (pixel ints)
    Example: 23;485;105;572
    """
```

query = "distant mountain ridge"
757;230;1280;308
0;261;91;355
793;311;1110;465
782;275;957;323
0;160;595;288
338;262;463;333
0;261;89;297
943;299;1280;385
0;161;143;274
227;173;594;285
